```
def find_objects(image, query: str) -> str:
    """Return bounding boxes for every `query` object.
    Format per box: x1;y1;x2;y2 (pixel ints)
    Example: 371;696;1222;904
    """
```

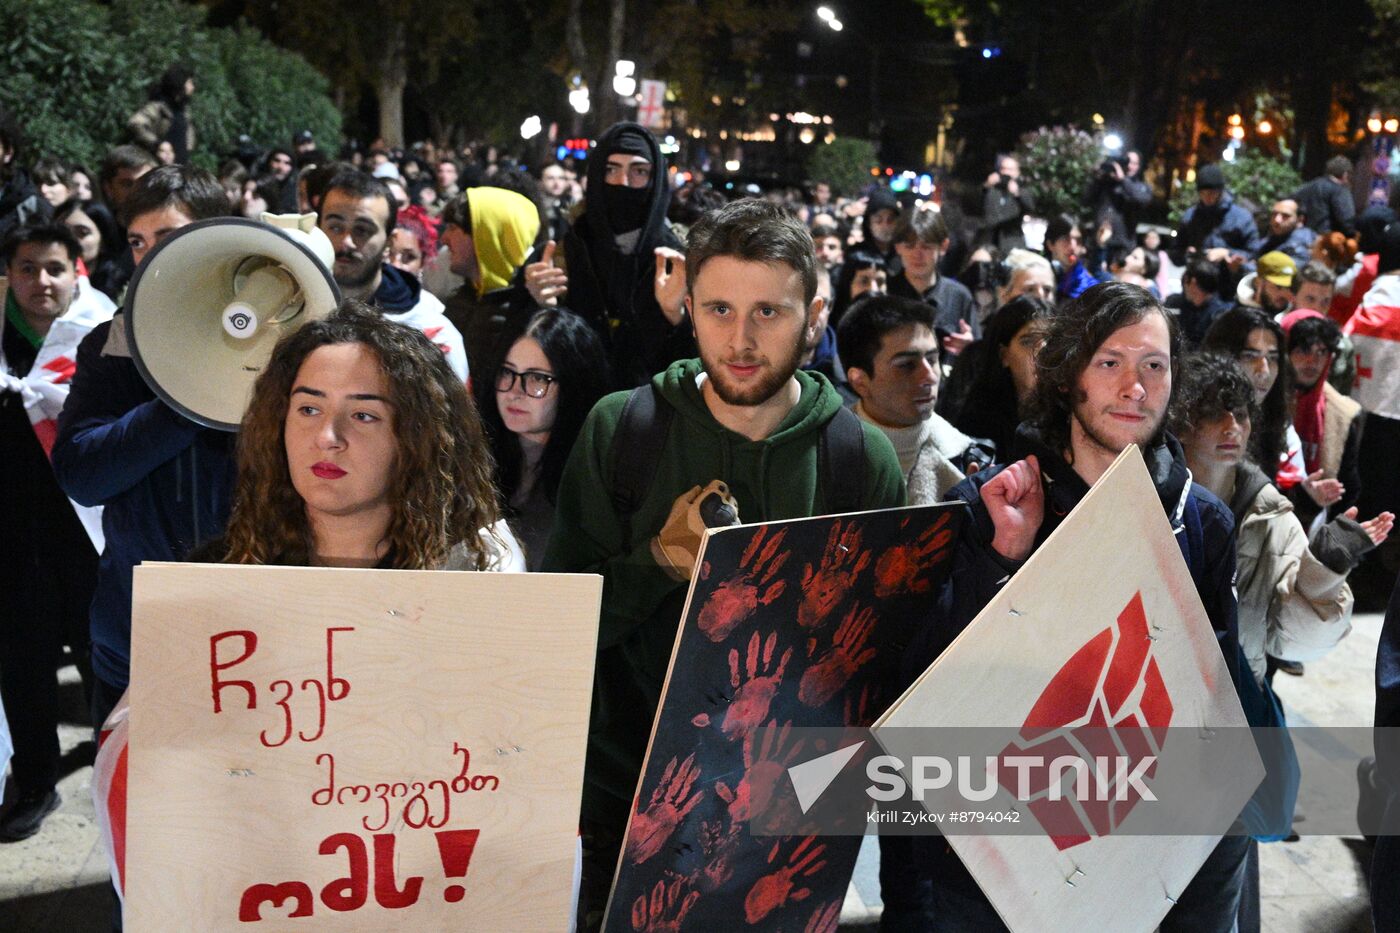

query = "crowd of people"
5;66;1400;932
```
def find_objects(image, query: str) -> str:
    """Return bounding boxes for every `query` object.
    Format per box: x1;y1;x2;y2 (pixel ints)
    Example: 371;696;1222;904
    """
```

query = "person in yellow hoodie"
439;187;541;394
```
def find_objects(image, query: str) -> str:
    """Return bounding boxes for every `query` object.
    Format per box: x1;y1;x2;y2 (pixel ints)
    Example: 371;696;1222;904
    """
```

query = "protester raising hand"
654;246;688;326
524;239;568;307
981;454;1044;561
1342;506;1395;546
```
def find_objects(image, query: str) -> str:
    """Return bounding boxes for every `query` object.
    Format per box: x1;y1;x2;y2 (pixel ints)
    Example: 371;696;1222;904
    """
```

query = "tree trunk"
376;21;409;148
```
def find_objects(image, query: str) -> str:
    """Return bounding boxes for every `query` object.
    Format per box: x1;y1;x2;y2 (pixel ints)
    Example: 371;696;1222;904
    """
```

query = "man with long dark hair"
908;282;1248;931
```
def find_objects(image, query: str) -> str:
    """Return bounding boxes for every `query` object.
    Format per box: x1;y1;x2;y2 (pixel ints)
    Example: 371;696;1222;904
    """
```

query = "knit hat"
1195;164;1225;190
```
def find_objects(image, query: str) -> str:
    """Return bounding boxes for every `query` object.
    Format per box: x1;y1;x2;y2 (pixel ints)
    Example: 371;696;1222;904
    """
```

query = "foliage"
805;138;879;197
0;0;338;170
1013;126;1102;221
1167;150;1304;224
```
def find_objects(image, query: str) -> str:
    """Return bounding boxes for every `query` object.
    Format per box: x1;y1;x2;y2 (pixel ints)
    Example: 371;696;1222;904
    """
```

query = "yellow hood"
468;187;540;296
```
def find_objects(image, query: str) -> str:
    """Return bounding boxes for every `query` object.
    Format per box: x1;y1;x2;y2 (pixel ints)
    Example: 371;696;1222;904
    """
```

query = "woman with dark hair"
939;295;1055;457
31;158;72;207
1044;212;1099;300
215;300;521;570
1201;306;1301;488
54;199;125;302
482;309;610;569
830;253;889;328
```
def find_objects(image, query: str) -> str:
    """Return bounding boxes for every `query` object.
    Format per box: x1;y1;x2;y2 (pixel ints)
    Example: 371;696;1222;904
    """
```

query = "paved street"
0;614;1387;932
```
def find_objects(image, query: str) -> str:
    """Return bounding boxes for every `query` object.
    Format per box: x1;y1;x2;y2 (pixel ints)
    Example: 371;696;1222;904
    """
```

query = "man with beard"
1252;198;1315;267
1237;250;1296;316
543;198;904;929
906;281;1248;931
316;170;468;382
524;121;693;387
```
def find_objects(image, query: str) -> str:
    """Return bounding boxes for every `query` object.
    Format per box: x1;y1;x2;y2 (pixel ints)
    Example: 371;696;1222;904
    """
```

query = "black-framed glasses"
495;366;556;398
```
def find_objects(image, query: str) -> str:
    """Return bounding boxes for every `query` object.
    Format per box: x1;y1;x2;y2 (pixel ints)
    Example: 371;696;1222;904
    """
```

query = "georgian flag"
1345;274;1400;421
0;279;113;550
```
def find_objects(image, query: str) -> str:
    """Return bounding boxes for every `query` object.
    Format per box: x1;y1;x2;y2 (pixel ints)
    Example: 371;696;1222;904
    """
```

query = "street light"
1257;120;1272;135
568;87;590;114
1103;132;1123;153
817;6;834;21
828;19;844;30
520;115;542;140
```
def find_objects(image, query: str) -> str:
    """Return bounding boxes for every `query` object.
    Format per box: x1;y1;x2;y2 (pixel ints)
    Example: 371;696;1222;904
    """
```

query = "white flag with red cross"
1345;274;1400;420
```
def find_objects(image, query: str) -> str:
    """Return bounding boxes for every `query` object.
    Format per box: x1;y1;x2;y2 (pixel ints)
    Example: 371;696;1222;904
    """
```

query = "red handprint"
799;604;879;708
722;630;793;740
715;721;804;824
842;680;883;727
803;899;842;933
630;874;700;933
698;527;791;642
743;836;828;924
695;818;741;891
626;753;703;864
798;520;871;628
874;513;954;597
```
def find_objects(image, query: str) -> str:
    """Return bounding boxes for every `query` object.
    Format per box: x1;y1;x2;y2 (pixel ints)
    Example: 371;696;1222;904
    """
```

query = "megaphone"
124;213;341;431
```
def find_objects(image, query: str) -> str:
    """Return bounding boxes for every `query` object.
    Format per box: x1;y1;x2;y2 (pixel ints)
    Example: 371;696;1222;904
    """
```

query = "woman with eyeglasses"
483;308;611;569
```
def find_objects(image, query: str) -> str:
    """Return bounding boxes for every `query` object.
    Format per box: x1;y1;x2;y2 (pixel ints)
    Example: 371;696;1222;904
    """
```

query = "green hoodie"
542;358;905;823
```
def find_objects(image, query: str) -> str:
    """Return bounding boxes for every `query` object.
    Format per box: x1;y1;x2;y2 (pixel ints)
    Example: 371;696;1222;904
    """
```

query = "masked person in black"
523;122;691;387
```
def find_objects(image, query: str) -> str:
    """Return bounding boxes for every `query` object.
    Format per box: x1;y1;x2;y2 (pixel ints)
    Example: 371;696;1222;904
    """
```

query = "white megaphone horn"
124;213;341;431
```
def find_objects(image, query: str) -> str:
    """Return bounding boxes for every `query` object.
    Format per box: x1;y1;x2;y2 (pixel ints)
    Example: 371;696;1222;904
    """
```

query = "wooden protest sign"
125;563;601;930
604;505;963;932
874;448;1265;933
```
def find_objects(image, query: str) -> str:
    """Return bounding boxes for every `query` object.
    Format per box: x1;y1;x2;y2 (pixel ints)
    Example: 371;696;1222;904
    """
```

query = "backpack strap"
819;406;866;515
610;383;673;545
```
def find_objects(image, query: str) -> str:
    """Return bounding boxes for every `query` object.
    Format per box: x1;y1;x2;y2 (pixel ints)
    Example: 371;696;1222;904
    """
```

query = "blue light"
556;145;568;161
981;48;992;59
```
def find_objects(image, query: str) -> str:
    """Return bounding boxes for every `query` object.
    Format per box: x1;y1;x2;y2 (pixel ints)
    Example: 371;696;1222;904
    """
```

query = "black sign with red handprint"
605;504;963;931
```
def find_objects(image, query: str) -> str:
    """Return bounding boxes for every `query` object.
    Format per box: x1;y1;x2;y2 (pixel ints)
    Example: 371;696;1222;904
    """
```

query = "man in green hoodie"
544;198;905;924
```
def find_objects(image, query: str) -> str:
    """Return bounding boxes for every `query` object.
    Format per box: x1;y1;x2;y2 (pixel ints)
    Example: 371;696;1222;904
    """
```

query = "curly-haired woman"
211;299;521;570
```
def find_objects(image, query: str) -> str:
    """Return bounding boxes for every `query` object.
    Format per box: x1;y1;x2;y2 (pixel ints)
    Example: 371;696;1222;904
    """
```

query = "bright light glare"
829;18;844;30
520;116;542;140
817;6;835;20
568;88;590;114
613;75;637;96
614;60;635;77
725;159;741;172
1103;132;1123;152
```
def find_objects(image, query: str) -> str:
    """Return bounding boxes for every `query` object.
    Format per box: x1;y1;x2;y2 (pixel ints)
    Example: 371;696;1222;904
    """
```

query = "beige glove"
649;480;740;581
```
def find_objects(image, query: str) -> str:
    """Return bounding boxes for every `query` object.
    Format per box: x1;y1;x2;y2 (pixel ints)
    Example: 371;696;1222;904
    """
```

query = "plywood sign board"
874;448;1264;933
125;564;601;931
604;504;963;932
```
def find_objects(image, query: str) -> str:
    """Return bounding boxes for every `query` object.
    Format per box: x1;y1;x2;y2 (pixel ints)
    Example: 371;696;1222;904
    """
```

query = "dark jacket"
982;183;1034;252
1252;225;1316;267
888;272;980;341
1164;291;1232;347
1177;192;1259;260
51;318;236;689
1085;170;1153;249
0;168;51;241
1293;175;1356;237
801;325;857;404
442;263;535;402
562;122;694;388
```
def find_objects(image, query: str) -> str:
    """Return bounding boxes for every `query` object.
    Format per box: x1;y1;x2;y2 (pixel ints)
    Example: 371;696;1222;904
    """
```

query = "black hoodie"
563;122;692;388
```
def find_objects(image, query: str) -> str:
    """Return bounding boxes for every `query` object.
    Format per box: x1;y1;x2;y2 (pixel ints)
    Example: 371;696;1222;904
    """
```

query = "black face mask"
607;184;650;234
